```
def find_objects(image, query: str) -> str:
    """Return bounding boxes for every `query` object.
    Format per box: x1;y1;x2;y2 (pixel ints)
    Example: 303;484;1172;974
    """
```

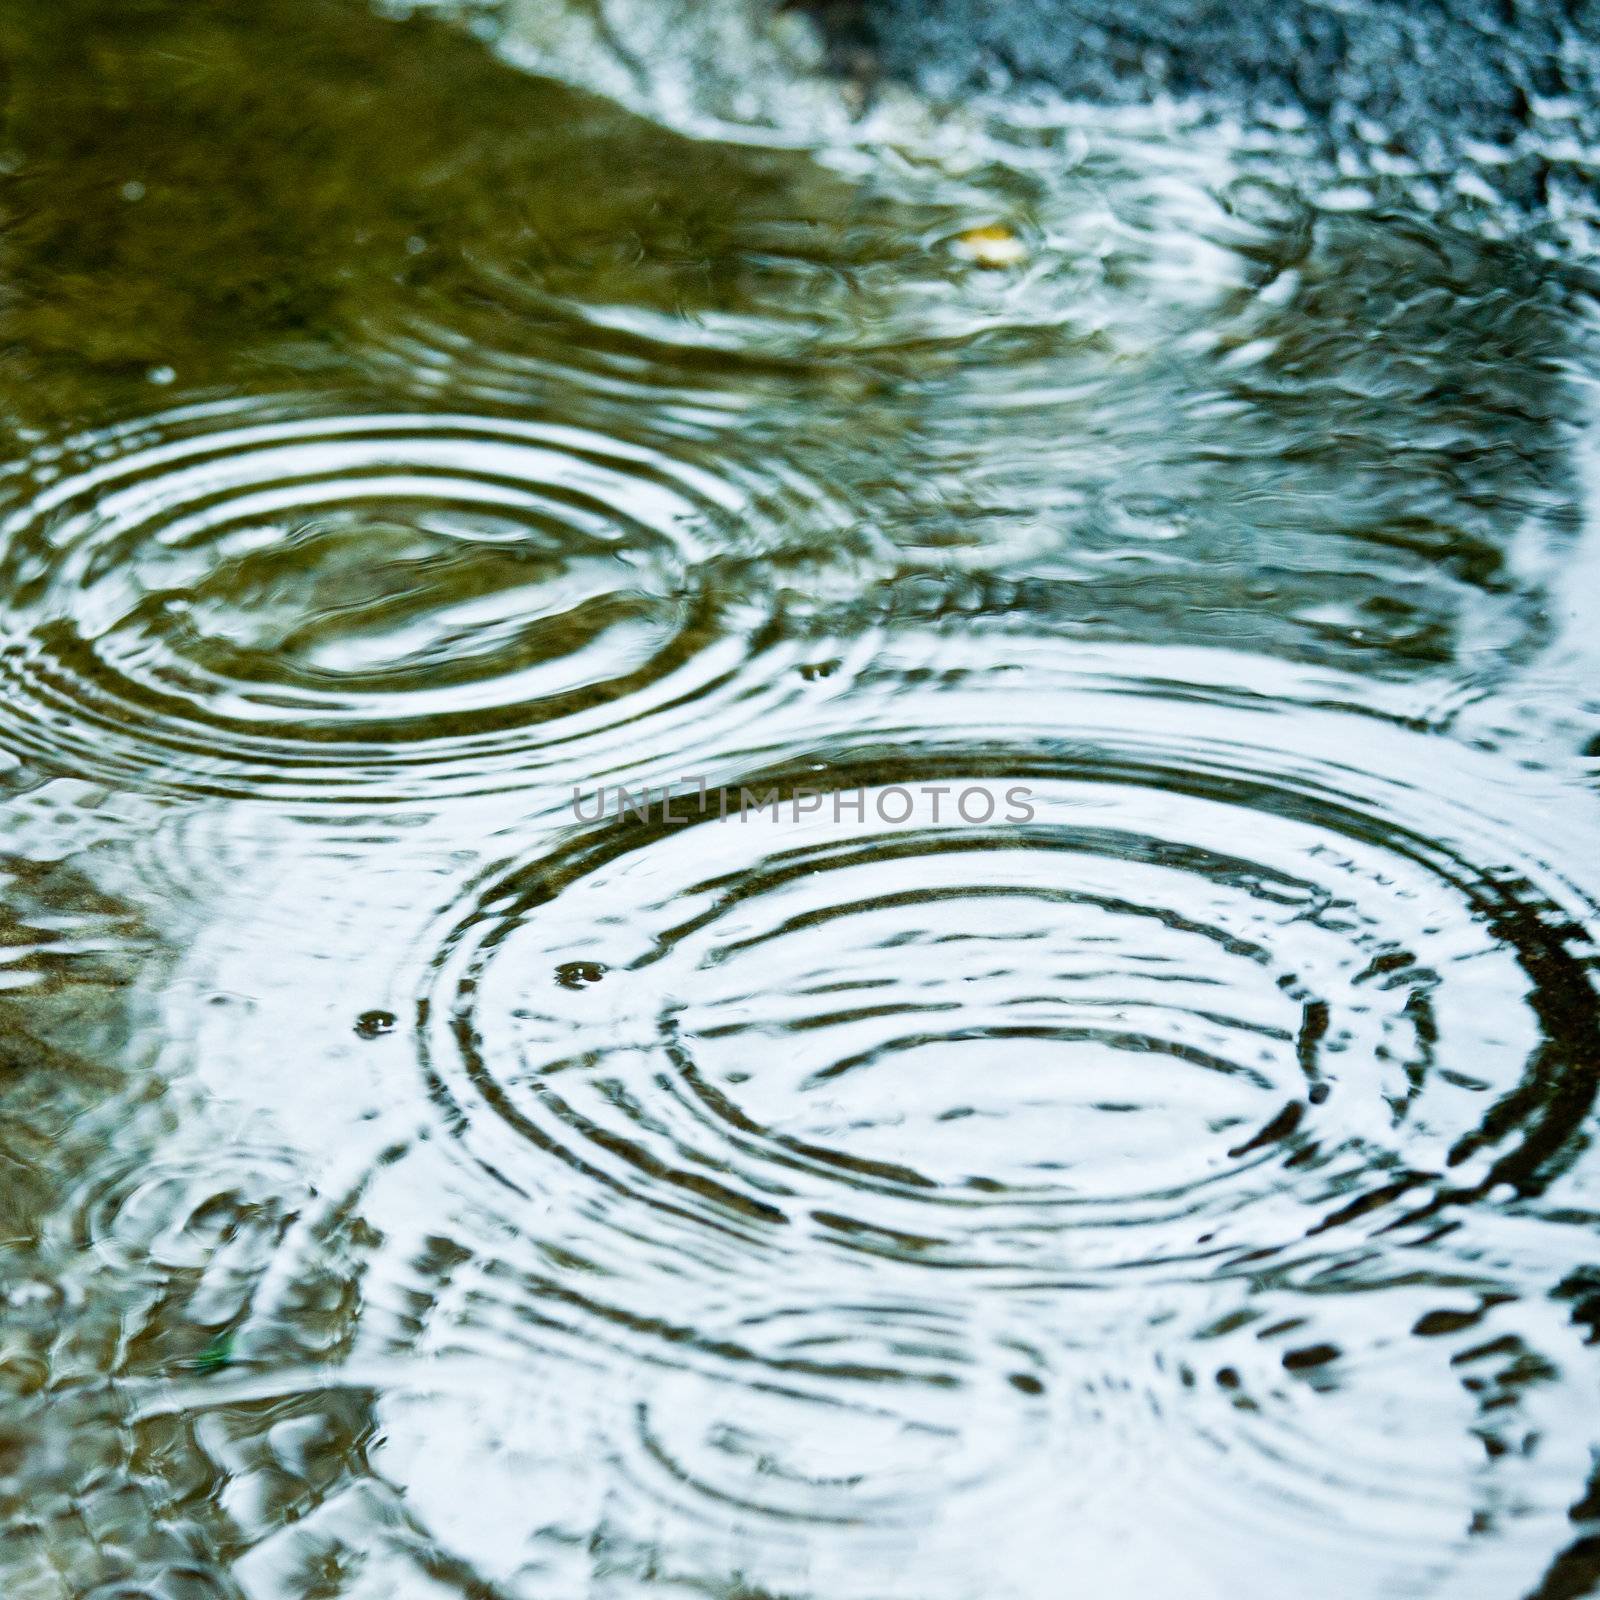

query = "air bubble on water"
355;1010;398;1039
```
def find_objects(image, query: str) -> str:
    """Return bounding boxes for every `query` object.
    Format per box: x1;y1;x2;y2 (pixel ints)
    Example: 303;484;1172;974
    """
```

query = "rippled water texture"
4;2;1600;1598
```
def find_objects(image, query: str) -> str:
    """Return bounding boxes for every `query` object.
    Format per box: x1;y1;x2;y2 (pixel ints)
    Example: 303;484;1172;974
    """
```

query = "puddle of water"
2;3;1600;1598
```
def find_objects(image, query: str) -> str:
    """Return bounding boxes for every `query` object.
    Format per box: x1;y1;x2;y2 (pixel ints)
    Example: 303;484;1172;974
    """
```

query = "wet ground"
2;2;1600;1597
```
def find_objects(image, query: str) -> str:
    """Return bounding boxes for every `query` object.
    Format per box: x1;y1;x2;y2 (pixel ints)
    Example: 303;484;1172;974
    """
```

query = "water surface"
2;3;1600;1597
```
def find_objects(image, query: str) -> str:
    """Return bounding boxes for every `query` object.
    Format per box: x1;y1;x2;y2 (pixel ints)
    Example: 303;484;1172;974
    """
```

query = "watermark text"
571;777;1036;826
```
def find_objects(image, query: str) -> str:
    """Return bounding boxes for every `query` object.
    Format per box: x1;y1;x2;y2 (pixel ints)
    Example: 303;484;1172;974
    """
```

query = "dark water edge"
1;3;1600;1597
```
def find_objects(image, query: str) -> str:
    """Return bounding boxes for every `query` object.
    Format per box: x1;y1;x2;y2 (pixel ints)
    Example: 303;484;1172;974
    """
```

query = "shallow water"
3;3;1600;1597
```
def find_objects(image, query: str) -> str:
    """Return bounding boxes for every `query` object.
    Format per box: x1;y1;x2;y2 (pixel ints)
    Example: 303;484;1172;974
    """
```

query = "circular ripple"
0;403;833;800
61;1142;309;1320
369;1288;1067;1599
1141;1289;1595;1599
418;650;1600;1279
626;1298;1050;1529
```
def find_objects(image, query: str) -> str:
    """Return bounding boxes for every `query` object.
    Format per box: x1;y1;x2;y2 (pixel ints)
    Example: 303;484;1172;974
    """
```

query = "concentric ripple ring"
0;402;821;801
418;652;1600;1280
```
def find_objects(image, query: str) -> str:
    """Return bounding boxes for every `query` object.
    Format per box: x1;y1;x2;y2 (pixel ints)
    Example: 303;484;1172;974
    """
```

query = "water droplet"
354;1010;397;1039
554;961;607;990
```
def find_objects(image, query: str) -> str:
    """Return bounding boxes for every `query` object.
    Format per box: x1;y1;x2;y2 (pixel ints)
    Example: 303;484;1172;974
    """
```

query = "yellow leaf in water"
955;224;1027;269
